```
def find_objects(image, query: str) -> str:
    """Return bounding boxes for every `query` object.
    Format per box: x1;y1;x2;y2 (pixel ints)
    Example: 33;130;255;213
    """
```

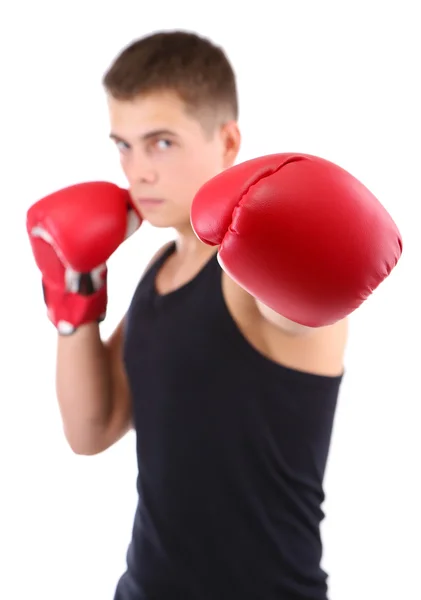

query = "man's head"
102;30;241;230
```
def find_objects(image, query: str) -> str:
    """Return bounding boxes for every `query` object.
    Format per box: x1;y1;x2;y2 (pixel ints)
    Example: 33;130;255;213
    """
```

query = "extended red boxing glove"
27;181;141;334
191;153;402;327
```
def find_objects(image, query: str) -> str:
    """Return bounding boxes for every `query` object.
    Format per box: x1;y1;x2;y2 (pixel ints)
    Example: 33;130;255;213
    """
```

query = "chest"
122;264;341;483
122;278;261;469
122;269;231;414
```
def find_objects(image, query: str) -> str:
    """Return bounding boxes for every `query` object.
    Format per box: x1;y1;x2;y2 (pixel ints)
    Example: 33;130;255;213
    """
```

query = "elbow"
61;410;132;456
64;427;109;456
67;440;105;456
69;444;104;457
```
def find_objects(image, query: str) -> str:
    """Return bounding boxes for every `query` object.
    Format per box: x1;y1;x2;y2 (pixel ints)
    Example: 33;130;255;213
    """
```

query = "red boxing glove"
27;181;141;334
191;153;402;327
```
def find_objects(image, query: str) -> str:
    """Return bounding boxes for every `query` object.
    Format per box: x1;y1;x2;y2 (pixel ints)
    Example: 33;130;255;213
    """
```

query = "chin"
138;202;191;230
142;216;172;229
142;213;182;230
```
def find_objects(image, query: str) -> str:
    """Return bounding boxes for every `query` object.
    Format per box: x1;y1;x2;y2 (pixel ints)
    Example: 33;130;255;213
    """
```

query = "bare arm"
55;241;174;456
56;319;131;455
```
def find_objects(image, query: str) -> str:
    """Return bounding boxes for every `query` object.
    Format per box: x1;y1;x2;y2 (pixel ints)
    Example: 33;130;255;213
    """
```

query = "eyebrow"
109;129;177;143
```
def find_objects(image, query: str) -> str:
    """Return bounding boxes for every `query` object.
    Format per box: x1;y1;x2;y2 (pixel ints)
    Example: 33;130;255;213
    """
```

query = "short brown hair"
102;30;238;128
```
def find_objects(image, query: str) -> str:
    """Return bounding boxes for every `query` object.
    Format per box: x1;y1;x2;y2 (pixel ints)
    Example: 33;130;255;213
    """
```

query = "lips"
135;198;165;206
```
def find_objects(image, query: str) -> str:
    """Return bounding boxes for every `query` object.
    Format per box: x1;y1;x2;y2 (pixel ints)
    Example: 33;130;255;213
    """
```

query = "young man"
27;31;401;600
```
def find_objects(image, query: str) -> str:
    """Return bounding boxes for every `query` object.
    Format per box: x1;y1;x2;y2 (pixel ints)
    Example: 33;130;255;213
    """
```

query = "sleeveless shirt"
114;242;343;600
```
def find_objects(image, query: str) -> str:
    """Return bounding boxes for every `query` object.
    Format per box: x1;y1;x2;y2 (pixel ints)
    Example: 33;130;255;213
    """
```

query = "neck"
174;223;217;261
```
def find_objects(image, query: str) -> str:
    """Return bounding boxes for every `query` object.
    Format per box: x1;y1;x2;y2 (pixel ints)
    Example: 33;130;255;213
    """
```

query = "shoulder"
262;312;349;377
222;271;348;377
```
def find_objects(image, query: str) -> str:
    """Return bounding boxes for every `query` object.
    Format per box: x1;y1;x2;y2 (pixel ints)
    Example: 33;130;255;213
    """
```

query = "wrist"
43;279;108;335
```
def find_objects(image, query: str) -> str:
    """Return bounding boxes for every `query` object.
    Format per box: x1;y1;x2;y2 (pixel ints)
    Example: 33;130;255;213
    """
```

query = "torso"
116;240;346;600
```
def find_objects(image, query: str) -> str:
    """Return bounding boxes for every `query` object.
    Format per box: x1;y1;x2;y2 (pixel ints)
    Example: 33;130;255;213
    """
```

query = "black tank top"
114;243;343;600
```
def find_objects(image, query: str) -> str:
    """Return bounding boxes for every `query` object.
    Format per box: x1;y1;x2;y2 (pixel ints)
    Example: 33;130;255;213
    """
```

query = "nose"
125;151;158;185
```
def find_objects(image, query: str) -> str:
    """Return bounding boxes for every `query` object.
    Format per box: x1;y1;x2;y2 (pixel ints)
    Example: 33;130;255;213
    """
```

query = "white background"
1;1;420;599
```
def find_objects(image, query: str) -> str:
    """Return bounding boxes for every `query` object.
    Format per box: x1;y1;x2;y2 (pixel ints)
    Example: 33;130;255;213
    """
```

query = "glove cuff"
42;280;108;335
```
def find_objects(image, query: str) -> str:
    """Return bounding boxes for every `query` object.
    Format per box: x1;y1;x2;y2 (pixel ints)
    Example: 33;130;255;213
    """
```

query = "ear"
220;121;241;168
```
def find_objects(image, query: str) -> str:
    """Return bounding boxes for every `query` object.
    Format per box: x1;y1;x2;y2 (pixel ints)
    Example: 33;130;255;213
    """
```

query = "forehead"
107;92;200;138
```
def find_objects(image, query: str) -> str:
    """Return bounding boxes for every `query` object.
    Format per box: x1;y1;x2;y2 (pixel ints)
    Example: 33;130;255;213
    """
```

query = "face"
107;91;241;231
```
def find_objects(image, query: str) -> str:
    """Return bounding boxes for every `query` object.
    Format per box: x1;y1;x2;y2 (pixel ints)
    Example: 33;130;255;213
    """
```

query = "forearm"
56;323;114;452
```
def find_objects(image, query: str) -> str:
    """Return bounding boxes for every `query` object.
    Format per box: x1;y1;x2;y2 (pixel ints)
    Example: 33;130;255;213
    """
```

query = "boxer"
26;31;402;600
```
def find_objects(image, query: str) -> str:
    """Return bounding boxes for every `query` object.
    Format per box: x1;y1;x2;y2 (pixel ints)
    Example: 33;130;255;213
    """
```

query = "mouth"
135;197;166;207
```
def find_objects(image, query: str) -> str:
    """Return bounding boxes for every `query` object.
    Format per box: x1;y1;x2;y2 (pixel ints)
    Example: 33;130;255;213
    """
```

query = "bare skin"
56;91;348;455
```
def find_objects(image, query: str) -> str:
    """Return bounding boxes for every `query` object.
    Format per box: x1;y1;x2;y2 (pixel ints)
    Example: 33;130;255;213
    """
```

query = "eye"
154;138;173;150
115;140;130;152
